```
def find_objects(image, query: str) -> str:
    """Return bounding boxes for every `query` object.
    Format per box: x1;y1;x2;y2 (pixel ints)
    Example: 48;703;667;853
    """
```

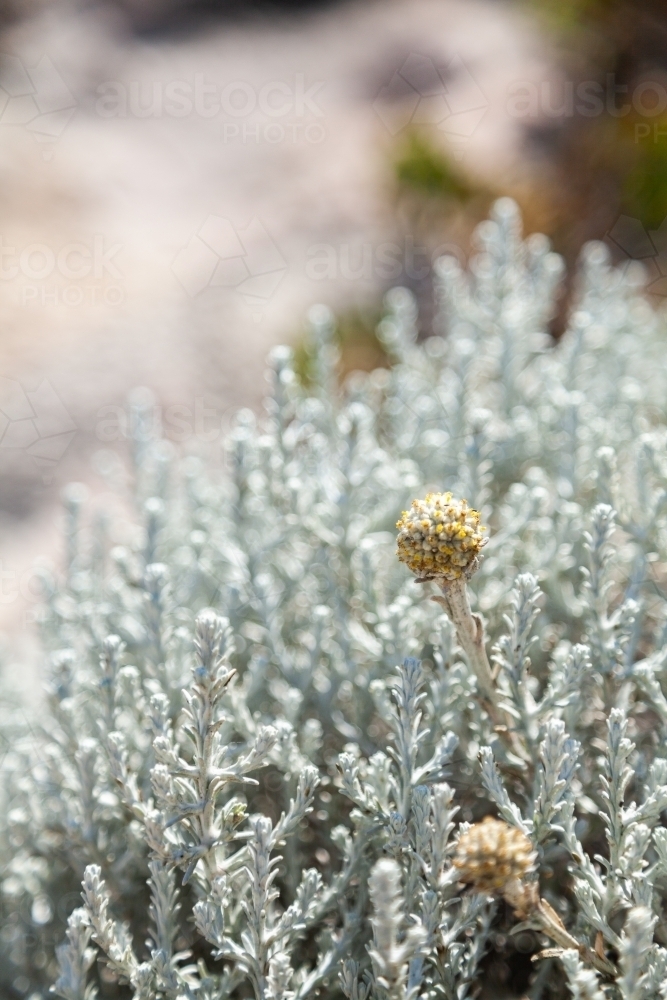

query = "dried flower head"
454;817;536;893
396;492;486;582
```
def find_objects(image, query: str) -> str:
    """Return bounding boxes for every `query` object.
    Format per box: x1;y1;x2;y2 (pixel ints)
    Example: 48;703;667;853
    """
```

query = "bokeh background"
0;0;667;681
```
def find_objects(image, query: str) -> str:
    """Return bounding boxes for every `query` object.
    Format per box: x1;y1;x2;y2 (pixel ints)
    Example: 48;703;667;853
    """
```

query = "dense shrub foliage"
3;200;667;1000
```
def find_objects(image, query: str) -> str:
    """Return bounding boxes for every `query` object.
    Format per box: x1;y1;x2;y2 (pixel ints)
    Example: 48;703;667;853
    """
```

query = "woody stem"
434;576;497;704
535;899;616;976
432;577;528;763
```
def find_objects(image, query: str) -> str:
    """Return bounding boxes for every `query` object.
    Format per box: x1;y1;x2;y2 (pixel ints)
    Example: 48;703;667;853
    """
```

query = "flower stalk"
455;818;615;976
396;492;526;760
430;576;500;719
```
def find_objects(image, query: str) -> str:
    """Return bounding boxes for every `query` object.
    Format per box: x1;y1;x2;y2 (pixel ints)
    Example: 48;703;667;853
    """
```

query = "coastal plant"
2;199;667;1000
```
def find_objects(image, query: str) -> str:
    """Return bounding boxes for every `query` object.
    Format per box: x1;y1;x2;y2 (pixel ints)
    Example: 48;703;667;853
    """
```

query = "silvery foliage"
1;199;667;998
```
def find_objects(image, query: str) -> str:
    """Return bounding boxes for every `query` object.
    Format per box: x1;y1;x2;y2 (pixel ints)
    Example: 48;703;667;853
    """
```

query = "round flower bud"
396;492;486;582
453;816;536;893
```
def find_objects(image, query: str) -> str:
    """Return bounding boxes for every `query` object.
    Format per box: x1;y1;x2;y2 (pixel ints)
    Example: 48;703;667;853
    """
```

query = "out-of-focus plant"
518;0;667;268
394;132;477;203
3;200;667;999
294;306;387;384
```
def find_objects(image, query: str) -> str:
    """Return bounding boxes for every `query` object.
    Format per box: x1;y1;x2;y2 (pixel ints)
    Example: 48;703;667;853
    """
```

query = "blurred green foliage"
526;0;619;35
525;0;667;229
621;117;667;230
293;307;387;384
391;5;667;258
394;131;475;202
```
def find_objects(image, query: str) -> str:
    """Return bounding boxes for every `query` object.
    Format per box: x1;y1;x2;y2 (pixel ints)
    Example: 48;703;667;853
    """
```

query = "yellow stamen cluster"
453;817;536;894
396;492;486;582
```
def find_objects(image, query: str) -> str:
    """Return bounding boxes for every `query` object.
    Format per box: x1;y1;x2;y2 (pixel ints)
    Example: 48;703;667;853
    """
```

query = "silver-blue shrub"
1;199;667;999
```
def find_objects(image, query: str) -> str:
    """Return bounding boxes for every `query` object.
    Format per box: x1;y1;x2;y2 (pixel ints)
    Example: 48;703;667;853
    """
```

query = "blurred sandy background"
0;0;553;681
3;0;667;684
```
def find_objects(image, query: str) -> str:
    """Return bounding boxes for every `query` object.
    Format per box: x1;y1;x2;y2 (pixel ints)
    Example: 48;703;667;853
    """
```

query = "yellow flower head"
396;492;486;582
453;816;536;894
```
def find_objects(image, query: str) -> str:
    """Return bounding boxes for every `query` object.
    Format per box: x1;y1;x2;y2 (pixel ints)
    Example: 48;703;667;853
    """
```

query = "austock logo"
0;53;76;156
94;73;326;145
172;215;287;305
0;376;76;482
372;52;488;154
0;234;125;306
607;214;667;297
